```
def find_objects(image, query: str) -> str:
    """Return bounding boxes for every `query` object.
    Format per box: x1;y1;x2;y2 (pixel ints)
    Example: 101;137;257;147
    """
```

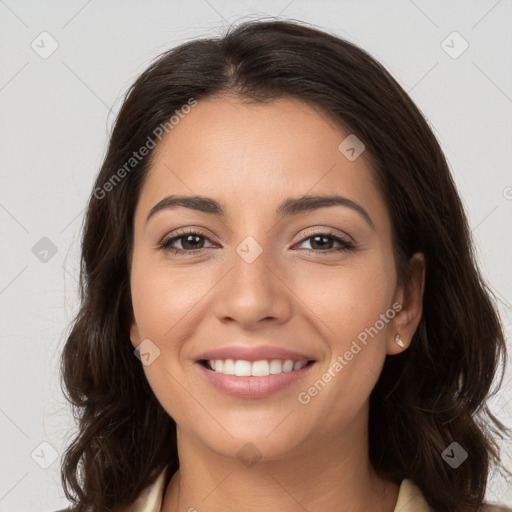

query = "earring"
395;334;405;349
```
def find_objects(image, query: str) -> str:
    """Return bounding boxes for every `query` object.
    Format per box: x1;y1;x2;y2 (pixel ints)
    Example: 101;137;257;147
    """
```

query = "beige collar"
129;467;434;512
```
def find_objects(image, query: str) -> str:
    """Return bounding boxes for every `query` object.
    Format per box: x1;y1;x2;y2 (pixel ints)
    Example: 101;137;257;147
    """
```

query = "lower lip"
196;361;315;399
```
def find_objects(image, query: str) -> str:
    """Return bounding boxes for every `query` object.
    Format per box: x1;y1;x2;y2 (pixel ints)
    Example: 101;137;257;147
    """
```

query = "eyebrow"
145;194;376;230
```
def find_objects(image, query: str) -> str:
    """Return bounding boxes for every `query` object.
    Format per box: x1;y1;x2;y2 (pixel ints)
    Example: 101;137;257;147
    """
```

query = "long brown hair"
59;18;510;511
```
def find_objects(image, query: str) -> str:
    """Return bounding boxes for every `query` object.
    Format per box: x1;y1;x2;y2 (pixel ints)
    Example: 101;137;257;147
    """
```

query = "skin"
129;95;425;512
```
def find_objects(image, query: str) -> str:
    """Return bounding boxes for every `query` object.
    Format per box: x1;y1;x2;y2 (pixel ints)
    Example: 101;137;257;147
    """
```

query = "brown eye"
159;230;216;255
296;232;355;253
158;229;355;256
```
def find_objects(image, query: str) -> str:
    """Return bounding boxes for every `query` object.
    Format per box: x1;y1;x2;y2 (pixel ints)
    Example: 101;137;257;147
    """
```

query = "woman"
58;18;511;512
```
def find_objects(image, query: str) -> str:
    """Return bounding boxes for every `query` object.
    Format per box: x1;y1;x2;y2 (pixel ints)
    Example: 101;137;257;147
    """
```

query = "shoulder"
397;479;512;512
480;505;512;512
49;465;171;512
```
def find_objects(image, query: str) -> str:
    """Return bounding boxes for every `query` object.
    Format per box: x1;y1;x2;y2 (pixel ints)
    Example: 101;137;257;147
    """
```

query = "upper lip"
196;345;315;363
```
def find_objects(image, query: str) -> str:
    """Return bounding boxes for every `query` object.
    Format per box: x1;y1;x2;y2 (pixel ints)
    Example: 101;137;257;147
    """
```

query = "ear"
387;252;425;355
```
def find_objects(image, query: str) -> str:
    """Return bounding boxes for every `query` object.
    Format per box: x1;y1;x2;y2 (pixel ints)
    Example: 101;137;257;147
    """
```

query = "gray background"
0;1;511;510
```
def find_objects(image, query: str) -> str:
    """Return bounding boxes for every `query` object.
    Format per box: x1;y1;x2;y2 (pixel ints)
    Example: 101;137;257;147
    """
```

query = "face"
129;95;422;461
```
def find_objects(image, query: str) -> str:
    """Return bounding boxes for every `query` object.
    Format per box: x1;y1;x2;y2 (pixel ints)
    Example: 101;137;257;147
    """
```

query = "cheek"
292;259;395;426
130;253;209;347
295;254;395;349
129;258;206;421
294;253;396;417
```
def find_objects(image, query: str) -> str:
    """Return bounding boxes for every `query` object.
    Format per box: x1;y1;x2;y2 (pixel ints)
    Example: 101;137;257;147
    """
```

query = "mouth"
199;358;316;376
196;358;317;399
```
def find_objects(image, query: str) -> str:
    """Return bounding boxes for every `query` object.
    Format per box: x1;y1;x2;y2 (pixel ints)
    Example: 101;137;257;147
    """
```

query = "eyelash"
158;228;355;256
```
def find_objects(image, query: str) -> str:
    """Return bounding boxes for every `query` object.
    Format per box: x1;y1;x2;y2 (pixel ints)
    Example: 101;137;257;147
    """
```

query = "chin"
186;416;310;463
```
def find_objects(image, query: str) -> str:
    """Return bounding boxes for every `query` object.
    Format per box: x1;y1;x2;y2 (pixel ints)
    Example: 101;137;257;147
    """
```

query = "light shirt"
128;465;511;512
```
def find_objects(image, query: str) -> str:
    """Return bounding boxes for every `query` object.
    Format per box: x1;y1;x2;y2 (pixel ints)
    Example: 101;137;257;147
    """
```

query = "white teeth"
251;360;270;376
282;360;294;372
234;360;252;376
293;360;307;370
223;359;235;375
269;359;283;374
207;358;309;376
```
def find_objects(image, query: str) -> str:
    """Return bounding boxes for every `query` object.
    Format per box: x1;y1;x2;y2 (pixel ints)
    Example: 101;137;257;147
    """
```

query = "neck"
161;406;400;512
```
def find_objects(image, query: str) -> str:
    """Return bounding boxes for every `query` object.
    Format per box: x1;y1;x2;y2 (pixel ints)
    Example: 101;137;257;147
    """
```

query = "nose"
212;240;293;330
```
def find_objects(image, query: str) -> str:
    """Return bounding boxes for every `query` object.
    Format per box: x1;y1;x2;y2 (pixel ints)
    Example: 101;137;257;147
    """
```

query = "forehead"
136;95;388;226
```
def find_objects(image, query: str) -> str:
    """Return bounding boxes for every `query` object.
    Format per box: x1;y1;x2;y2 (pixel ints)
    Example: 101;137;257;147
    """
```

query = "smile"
203;358;310;376
196;359;316;399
